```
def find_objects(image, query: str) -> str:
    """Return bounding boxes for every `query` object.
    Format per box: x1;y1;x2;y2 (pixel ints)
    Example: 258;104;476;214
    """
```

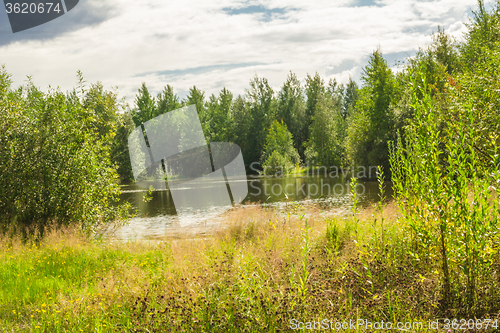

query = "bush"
389;66;500;315
0;67;128;237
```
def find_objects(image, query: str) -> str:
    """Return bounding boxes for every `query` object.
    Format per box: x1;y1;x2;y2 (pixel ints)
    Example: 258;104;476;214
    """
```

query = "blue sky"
0;0;489;104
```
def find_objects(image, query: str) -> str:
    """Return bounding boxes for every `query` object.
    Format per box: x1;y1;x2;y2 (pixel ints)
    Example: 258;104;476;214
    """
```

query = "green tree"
460;0;500;71
391;28;458;139
111;108;136;182
0;67;128;236
80;81;121;146
156;84;182;116
342;76;359;119
205;88;233;143
305;83;346;167
446;0;500;169
185;86;207;135
132;83;182;128
260;120;300;175
346;48;397;174
132;82;156;127
186;85;206;118
245;75;275;167
231;95;254;171
431;26;461;75
276;71;307;158
305;72;325;139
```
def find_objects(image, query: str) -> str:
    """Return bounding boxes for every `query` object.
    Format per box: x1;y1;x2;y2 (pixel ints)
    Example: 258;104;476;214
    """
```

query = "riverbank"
1;203;499;332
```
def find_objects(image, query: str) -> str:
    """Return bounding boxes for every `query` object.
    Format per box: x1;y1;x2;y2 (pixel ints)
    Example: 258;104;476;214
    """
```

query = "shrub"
0;67;128;237
389;66;500;315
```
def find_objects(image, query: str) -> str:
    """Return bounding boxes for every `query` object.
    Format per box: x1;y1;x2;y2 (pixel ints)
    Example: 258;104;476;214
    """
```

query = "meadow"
1;196;499;332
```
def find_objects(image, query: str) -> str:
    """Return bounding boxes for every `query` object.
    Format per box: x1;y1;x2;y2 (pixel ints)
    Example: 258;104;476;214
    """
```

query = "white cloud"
0;0;484;103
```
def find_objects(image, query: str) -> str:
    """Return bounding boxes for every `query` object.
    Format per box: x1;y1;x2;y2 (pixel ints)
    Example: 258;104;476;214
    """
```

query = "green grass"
1;203;499;332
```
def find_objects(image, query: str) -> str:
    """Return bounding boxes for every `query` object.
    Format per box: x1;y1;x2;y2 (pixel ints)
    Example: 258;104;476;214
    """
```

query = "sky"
0;0;491;106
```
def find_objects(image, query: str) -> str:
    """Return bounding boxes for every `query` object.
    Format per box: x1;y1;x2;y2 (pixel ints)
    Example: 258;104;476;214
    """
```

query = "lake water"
111;175;393;240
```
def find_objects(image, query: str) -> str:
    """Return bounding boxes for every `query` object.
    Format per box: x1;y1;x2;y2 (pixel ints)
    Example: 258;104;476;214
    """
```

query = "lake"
111;175;393;240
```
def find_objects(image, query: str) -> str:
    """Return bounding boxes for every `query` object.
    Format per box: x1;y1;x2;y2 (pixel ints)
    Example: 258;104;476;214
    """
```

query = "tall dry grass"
1;202;499;332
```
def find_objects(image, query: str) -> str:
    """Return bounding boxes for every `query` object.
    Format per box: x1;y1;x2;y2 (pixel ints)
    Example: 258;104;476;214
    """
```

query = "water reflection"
113;176;393;240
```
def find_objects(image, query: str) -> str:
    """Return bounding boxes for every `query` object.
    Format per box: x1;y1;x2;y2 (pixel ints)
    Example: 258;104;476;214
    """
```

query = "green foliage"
445;47;500;170
260;120;300;175
346;48;397;174
402;27;458;103
205;88;233;143
305;73;325;138
157;84;182;115
305;78;348;167
132;83;182;128
132;82;156;127
372;166;388;249
110;109;135;182
340;76;359;119
430;26;461;76
79;82;120;143
277;71;307;158
448;1;500;170
0;67;128;235
389;67;500;314
186;86;206;119
230;95;253;169
460;0;500;71
244;75;276;168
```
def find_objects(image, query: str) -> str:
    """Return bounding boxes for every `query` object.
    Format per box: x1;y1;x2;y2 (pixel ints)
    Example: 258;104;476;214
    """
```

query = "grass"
1;203;499;332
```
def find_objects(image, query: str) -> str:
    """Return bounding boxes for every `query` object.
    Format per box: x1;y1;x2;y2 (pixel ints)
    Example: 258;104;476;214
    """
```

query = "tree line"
114;9;484;180
2;0;499;233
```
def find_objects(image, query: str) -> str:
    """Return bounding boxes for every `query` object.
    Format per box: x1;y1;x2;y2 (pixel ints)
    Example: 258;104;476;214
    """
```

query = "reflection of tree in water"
128;105;248;221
